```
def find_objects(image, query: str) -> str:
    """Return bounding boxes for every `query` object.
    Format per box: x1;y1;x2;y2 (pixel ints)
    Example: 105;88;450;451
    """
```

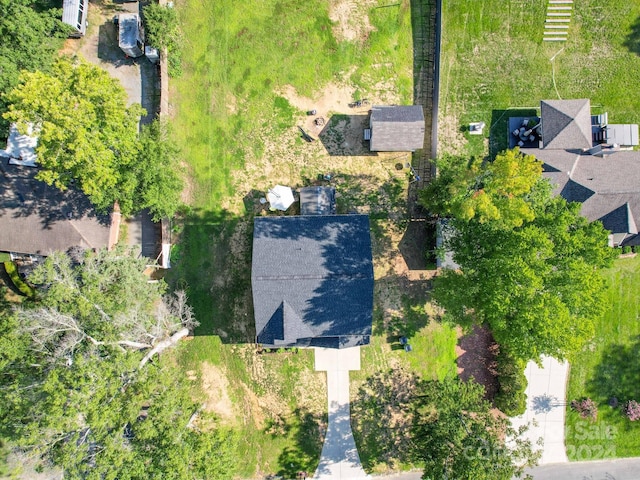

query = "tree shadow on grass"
351;367;419;471
167;208;255;343
275;408;326;479
588;336;640;404
623;16;640;56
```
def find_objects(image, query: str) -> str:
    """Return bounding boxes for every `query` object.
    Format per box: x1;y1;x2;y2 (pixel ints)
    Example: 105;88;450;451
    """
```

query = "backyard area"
167;0;450;476
439;0;640;158
565;256;640;460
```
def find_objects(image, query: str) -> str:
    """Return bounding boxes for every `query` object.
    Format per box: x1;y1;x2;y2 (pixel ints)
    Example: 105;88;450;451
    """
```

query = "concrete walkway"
313;347;370;480
510;356;569;464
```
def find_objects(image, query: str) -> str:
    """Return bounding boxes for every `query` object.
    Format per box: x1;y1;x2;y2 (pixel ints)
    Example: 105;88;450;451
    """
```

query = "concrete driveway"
510;356;569;464
313;347;370;480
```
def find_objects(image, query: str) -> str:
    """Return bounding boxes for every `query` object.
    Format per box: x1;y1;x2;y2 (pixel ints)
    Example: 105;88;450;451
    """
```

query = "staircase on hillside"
544;0;573;42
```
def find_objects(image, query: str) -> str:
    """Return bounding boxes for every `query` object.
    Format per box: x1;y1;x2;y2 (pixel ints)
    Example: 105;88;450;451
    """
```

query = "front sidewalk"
313;347;370;480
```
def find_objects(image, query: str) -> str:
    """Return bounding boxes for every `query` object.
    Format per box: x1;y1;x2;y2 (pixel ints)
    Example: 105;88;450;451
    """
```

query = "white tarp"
3;124;38;167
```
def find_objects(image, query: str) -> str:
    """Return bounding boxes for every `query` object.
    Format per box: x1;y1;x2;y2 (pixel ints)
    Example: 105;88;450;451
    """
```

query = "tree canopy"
3;56;143;211
420;149;543;228
4;57;184;218
0;249;237;478
412;377;538;480
432;173;615;362
0;0;69;134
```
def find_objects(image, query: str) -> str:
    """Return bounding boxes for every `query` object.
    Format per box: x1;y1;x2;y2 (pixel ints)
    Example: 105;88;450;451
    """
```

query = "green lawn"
168;0;452;476
439;0;640;157
565;256;640;460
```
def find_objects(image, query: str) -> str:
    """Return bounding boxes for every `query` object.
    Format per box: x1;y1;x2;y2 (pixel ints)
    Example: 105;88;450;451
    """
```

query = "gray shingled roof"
0;162;112;256
251;215;373;349
370;105;425;152
299;186;336;216
541;99;593;150
532;147;640;245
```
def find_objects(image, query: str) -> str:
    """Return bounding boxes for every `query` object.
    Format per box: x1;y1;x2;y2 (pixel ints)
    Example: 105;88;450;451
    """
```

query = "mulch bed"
455;324;499;401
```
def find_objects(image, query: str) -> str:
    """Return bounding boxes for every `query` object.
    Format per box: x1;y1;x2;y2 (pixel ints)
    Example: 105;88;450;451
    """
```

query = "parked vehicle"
117;13;144;58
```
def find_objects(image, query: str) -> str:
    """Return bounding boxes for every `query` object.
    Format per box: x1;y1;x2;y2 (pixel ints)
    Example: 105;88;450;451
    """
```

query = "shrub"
3;262;35;298
571;398;598;421
625;400;640;421
622;246;632;254
494;349;527;416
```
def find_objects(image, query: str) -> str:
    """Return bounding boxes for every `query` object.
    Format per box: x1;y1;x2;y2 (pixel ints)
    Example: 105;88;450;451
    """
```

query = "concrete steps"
544;0;573;41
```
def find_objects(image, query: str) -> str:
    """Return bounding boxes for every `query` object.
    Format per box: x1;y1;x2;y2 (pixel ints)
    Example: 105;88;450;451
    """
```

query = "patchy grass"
168;0;455;475
565;256;640;460
439;0;640;157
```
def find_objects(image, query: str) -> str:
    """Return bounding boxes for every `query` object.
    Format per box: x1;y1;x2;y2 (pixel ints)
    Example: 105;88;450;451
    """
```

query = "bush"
3;262;35;298
622;246;632;254
571;397;598;421
494;349;527;416
625;400;640;421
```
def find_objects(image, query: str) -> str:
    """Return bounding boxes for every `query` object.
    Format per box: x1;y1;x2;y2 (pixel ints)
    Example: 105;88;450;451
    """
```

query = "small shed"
118;13;144;58
368;105;425;152
299;186;336;216
62;0;88;37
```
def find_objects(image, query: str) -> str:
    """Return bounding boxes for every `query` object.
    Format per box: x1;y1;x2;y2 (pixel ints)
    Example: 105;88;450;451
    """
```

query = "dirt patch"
329;0;377;42
200;362;236;423
455;324;499;401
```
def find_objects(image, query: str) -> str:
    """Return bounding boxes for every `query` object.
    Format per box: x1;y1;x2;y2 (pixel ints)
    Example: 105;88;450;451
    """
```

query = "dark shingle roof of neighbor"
251;214;373;349
541;99;593;150
0;161;112;256
299;186;336;216
370;105;425;152
530;147;640;242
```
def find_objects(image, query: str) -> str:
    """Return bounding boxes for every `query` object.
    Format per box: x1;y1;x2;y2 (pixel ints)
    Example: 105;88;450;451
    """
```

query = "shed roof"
370;105;425;152
0;162;112;256
299;186;336;216
251;215;373;349
540;99;592;150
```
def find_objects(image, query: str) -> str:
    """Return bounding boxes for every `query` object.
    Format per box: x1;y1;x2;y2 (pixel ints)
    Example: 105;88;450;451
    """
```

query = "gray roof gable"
370;105;425;152
252;215;374;349
541;99;592;150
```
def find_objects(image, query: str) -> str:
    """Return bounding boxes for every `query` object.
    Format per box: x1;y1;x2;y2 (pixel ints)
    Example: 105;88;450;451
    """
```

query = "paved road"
368;457;640;480
524;458;640;480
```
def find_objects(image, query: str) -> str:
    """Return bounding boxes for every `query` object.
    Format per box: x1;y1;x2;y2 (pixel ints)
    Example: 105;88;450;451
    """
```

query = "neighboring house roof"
251;215;374;349
299;186;336;216
529;147;640;246
541;99;592;150
370;105;425;152
0;161;114;256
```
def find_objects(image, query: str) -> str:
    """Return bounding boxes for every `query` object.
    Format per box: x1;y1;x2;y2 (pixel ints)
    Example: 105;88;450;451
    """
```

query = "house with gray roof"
518;99;640;247
251;215;373;349
0;160;118;258
367;105;425;152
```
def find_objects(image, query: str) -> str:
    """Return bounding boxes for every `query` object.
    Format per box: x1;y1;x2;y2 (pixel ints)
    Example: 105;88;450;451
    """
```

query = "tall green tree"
412;377;538;480
126;119;184;221
433;181;615;362
3;56;144;212
0;0;69;133
0;249;238;478
421;148;542;228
